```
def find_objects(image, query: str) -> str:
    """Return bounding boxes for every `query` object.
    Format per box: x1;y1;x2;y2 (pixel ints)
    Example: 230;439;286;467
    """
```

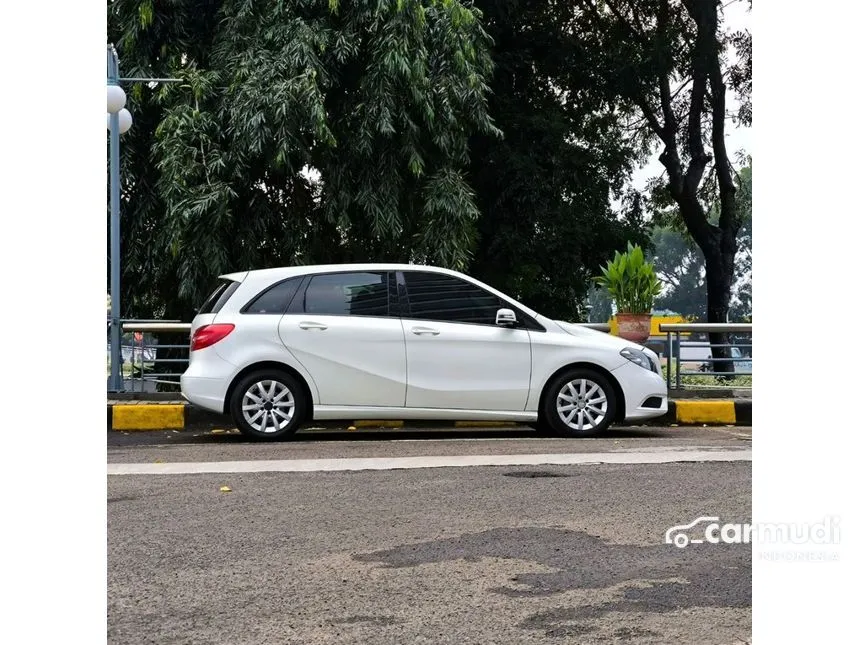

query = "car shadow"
108;425;671;446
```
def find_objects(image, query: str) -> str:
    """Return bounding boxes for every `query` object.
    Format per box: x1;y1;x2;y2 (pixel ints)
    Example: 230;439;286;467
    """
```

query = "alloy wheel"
241;379;295;434
555;378;608;432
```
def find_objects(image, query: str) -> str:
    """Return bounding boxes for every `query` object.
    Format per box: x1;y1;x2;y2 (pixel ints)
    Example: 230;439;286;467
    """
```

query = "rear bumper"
180;348;235;414
611;360;669;421
180;375;227;414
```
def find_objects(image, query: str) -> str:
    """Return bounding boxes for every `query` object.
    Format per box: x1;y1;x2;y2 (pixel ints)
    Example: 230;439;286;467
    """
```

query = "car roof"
220;263;464;283
219;263;543;320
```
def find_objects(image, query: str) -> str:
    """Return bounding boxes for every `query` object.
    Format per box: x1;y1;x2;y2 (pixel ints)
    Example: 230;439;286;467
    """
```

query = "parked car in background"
670;340;751;375
723;347;752;374
181;264;668;440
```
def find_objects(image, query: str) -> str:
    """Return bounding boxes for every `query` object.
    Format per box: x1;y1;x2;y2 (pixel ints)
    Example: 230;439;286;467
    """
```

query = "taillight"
191;324;235;351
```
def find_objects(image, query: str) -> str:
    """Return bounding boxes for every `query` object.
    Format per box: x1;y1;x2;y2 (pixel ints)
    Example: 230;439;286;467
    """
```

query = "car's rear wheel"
230;370;306;440
542;368;617;437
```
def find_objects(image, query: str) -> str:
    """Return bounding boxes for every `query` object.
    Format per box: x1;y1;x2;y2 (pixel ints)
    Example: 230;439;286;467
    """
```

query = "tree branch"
603;0;647;44
709;61;737;233
680;0;711;203
684;0;738;236
657;0;678;137
634;97;667;141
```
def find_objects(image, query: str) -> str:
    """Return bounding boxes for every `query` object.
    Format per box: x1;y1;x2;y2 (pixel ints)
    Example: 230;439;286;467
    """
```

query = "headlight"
621;347;658;373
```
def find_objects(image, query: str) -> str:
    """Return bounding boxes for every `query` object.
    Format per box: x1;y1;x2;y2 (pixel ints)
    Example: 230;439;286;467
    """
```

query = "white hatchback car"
181;264;667;439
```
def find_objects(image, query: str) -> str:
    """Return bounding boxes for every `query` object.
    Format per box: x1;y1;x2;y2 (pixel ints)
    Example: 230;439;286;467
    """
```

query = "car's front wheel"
229;370;306;440
542;368;617;437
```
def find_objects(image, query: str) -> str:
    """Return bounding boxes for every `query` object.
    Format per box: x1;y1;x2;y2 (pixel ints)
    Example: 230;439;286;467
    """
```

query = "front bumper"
610;360;669;421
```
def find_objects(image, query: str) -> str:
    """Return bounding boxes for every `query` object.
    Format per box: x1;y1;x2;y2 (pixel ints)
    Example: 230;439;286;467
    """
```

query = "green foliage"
568;0;752;328
109;0;653;322
648;160;752;321
587;286;614;323
109;0;500;319
465;0;648;321
594;243;662;314
649;225;707;319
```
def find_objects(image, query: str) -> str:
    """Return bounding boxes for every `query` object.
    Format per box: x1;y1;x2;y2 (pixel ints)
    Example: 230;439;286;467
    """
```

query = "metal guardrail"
122;322;191;333
660;323;752;334
107;321;192;392
659;323;752;391
109;320;613;393
579;323;611;331
107;320;751;393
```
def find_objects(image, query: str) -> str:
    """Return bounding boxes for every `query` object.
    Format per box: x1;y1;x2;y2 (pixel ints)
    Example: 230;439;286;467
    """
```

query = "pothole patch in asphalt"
503;470;573;478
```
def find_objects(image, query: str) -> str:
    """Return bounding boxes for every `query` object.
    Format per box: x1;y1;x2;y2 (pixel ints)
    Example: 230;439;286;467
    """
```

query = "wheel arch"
538;362;626;423
224;361;315;421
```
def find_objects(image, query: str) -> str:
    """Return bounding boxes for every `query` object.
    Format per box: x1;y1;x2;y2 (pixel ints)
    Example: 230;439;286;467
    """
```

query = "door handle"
298;321;328;330
411;326;440;336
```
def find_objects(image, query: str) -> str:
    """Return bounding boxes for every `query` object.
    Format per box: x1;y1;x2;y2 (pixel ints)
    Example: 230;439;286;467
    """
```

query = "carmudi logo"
664;516;840;549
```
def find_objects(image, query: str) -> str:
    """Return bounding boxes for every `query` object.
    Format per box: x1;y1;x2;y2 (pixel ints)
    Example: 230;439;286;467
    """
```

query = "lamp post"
107;44;130;393
106;44;180;392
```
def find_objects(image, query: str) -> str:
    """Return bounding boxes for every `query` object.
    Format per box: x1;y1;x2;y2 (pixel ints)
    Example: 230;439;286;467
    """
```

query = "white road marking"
107;449;751;475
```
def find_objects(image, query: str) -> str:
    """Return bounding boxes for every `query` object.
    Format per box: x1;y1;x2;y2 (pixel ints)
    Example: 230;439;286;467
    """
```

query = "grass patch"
661;364;752;388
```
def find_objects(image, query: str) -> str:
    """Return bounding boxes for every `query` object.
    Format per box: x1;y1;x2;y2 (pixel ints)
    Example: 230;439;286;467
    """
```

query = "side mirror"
495;308;517;327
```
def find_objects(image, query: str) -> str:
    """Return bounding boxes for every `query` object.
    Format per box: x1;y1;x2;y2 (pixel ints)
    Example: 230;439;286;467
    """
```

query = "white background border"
1;1;106;641
754;0;858;641
0;0;857;642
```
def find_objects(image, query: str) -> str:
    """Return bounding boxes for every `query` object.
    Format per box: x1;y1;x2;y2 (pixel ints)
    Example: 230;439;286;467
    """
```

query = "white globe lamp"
117;108;133;134
107;108;133;135
107;84;126;113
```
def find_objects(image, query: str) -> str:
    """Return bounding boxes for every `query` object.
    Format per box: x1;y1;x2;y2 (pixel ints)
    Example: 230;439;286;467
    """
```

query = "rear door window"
301;272;390;317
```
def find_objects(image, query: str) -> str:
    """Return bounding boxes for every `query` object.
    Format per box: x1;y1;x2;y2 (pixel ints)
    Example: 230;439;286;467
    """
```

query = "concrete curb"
107;399;751;432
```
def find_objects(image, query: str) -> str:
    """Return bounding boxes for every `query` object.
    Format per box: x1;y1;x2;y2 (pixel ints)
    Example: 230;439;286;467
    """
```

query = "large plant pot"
616;313;652;343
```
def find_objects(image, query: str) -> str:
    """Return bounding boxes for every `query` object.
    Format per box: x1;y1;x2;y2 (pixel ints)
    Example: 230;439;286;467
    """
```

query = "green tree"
465;0;648;320
650;225;707;319
648;160;751;321
109;0;500;320
728;163;752;321
587;286;613;323
571;0;752;371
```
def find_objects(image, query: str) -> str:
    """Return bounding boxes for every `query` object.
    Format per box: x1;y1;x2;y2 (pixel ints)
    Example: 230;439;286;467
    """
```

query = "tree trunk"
676;195;738;377
704;249;735;375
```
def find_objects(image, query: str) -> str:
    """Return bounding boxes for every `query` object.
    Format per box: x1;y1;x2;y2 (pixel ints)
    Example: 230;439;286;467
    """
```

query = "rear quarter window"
198;279;240;315
242;277;302;314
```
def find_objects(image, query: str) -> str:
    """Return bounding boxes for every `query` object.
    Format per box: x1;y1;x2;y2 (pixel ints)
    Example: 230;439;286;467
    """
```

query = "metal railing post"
658;323;753;392
666;331;673;390
119;322;193;392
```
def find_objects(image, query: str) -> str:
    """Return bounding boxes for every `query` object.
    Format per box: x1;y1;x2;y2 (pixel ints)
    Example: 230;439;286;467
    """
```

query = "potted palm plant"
594;243;662;343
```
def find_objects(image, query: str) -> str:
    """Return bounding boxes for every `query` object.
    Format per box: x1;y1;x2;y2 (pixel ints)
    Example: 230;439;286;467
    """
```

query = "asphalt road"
108;427;751;644
107;424;751;460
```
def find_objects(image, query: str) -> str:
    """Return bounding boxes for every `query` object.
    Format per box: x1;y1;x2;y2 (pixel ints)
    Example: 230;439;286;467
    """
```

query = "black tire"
541;368;617;438
229;370;307;441
527;418;554;436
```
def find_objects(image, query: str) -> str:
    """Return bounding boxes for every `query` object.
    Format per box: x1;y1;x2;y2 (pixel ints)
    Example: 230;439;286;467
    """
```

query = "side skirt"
312;406;538;422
